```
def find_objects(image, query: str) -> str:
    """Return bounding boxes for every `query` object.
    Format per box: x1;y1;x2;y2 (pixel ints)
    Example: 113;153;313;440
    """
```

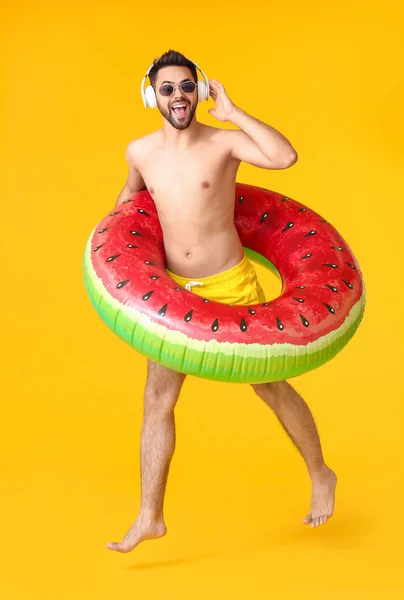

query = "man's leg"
107;359;187;552
251;380;337;528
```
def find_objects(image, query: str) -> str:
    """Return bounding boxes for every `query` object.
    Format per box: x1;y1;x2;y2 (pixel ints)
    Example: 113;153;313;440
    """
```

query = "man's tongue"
172;106;187;117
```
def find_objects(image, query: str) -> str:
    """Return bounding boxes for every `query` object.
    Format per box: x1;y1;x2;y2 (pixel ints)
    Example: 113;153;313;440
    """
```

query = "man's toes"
302;514;312;525
107;541;124;551
107;541;131;553
107;542;118;551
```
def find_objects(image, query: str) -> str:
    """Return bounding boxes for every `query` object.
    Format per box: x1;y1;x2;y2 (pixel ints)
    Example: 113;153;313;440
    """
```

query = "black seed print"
109;211;120;216
130;230;143;236
320;219;328;223
300;314;309;327
211;318;219;332
144;261;152;265
158;304;168;317
150;275;161;281
175;287;181;291
127;244;138;249
137;208;150;216
123;199;134;203
346;262;356;270
248;307;256;315
276;317;284;331
117;280;130;289
293;297;305;303
304;230;317;237
98;227;110;234
142;290;154;301
107;254;120;262
260;212;269;224
324;303;336;314
240;318;248;332
263;302;269;307
296;285;306;289
301;253;312;260
238;196;244;205
341;279;353;289
298;207;306;212
331;246;344;252
184;310;193;322
324;263;338;269
282;196;289;202
325;284;338;293
283;221;294;232
93;244;103;252
202;298;209;303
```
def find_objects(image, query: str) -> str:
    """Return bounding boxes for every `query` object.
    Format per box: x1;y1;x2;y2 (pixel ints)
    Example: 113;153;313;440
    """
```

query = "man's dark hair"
148;50;198;88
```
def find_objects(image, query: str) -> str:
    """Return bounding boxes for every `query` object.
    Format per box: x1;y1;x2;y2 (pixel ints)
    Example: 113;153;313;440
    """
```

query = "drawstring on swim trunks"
185;281;204;292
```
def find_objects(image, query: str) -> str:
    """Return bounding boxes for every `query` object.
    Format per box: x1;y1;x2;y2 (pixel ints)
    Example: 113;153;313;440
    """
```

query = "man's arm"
228;111;298;170
115;141;147;206
208;79;298;170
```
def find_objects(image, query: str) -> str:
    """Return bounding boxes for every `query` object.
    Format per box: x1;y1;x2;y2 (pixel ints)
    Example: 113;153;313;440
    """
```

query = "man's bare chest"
140;146;231;197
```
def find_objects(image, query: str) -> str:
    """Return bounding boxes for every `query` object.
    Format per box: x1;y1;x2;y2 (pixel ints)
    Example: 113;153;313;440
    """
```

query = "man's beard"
157;99;197;130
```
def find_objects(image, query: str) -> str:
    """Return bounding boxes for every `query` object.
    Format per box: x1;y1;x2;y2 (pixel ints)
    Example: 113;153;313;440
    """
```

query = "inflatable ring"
83;183;365;383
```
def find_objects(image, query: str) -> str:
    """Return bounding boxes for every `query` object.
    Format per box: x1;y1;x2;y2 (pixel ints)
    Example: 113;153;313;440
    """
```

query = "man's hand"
208;79;237;122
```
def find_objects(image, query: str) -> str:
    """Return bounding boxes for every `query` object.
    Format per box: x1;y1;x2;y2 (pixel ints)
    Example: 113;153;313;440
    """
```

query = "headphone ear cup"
144;85;157;108
197;80;208;102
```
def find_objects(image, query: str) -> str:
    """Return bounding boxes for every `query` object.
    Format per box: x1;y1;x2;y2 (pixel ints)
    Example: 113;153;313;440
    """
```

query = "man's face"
154;66;198;130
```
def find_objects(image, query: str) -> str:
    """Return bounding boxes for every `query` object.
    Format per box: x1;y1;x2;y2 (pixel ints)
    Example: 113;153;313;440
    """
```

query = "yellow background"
1;0;403;598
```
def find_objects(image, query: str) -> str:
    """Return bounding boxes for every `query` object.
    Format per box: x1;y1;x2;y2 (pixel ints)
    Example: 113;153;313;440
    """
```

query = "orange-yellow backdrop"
1;1;403;598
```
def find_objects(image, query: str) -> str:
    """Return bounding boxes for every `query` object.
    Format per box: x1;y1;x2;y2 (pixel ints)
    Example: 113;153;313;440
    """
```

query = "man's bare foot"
106;514;167;553
302;466;337;528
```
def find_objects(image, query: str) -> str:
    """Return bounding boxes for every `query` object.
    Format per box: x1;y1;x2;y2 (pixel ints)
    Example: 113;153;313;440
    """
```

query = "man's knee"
251;380;288;406
144;360;186;414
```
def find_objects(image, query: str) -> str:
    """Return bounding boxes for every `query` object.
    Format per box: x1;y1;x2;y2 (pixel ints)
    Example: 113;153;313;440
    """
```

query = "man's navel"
201;181;210;189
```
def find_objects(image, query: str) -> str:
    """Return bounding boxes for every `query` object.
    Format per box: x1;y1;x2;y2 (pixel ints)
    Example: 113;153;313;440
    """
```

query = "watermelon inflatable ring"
82;183;365;384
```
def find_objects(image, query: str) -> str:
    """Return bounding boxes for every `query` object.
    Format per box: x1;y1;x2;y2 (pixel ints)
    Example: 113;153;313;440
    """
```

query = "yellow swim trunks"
166;253;267;306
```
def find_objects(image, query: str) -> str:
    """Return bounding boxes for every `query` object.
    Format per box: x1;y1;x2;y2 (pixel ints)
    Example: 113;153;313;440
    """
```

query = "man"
107;50;337;553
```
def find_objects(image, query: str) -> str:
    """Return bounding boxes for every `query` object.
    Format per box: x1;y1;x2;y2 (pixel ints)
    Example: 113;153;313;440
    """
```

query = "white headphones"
140;58;210;109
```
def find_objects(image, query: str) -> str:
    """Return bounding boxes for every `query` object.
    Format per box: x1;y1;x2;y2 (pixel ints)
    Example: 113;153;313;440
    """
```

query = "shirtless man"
106;50;337;553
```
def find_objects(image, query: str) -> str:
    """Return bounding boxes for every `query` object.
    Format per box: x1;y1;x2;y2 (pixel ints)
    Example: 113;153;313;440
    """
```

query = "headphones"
140;58;210;109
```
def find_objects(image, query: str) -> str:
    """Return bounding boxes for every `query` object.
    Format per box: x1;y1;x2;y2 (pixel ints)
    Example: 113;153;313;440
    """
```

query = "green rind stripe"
243;247;281;279
82;235;365;383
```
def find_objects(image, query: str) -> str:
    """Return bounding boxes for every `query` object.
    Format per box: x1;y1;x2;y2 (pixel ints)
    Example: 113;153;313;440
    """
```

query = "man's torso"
129;124;245;278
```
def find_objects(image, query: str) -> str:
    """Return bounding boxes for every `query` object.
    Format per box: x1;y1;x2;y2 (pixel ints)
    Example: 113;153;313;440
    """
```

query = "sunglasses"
158;81;197;97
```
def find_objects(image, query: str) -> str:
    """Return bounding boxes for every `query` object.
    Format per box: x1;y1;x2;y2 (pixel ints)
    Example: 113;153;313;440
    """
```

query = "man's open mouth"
171;103;188;117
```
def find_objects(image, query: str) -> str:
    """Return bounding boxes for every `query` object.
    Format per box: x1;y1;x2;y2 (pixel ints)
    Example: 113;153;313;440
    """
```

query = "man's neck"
161;118;203;149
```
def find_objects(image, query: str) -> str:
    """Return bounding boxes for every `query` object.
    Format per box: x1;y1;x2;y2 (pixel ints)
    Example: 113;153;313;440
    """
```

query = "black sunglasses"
158;81;197;97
